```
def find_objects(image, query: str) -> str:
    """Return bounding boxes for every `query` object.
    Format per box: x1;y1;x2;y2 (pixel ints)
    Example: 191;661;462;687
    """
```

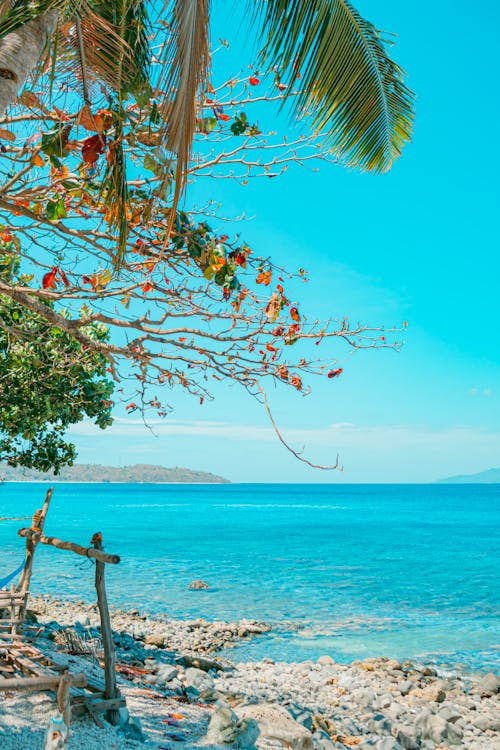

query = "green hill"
0;463;230;484
435;467;500;484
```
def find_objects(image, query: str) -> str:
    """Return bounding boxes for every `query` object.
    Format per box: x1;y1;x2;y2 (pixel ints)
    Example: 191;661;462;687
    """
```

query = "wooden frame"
0;487;125;745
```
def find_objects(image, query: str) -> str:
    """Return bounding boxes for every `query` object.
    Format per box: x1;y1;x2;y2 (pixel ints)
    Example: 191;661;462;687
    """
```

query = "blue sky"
70;0;500;482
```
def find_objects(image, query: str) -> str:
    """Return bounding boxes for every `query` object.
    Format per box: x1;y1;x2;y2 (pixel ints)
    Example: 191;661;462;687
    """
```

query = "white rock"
475;673;500;697
317;655;335;666
184;666;214;690
205;706;259;748
155;665;179;685
236;703;313;750
415;710;463;745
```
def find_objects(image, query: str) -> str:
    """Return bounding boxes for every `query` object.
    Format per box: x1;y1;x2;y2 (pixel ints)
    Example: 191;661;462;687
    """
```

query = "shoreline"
1;595;498;749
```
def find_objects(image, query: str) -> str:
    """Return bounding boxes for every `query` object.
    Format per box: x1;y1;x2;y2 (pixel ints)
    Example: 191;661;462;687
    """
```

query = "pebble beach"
1;595;499;750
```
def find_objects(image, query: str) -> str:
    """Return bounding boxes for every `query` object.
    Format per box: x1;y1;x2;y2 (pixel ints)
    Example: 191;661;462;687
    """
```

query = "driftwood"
18;529;120;565
0;673;86;691
92;532;121;726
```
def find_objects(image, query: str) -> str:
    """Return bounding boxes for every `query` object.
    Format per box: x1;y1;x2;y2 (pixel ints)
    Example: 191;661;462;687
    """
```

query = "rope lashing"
0;559;25;589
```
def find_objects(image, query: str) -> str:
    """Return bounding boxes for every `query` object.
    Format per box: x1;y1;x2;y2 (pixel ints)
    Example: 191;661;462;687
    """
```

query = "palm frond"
81;0;150;97
252;0;414;172
0;0;86;37
159;0;210;197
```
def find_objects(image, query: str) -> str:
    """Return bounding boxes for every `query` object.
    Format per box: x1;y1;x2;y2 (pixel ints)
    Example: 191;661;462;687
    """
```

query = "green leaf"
45;198;67;220
41;126;72;159
198;117;218;134
143;153;162;175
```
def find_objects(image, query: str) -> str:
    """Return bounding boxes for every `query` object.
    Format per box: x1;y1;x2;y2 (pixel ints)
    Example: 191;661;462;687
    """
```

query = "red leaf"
58;268;70;286
82;134;106;164
42;267;58;289
327;368;343;379
290;306;300;322
249;76;260;86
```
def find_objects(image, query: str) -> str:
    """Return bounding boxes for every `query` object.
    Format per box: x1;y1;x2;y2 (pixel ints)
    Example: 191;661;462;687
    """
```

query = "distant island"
436;467;500;484
0;463;230;484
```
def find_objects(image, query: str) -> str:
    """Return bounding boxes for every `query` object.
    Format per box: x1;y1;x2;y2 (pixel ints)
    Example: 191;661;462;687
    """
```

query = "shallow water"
1;482;498;671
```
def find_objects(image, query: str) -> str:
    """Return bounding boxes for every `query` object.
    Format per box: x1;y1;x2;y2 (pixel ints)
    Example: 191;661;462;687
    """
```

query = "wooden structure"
0;488;126;744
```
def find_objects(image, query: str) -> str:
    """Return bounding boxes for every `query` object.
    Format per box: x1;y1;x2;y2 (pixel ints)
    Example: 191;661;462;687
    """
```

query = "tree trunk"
0;11;58;117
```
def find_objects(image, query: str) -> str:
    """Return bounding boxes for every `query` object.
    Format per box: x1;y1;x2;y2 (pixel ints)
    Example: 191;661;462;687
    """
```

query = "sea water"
0;483;498;672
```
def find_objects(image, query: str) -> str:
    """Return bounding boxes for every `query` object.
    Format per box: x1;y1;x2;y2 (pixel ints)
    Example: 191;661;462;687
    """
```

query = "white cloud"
69;417;500;472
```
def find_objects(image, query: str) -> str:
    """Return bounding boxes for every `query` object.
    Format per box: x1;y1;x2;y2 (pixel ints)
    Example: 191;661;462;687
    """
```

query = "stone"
367;714;392;735
421;666;438;677
236;703;313;750
351;688;376;708
359;741;403;750
155;665;178;685
294;711;313;732
375;694;394;710
120;716;146;743
315;738;337;750
312;715;336;737
437;705;462;724
188;579;210;590
398;681;413;696
419;686;446;703
318;655;335;666
180;653;230;672
145;633;166;648
475;672;500;697
205;706;260;748
375;739;404;750
395;730;419;750
473;714;500;732
415;711;463;745
184;666;214;690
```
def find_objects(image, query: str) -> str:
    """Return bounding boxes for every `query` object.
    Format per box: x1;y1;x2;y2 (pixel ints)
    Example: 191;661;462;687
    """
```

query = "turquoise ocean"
1;483;499;673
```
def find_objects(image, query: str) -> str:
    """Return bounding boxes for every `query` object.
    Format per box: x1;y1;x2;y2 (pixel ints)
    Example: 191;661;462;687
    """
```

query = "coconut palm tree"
0;0;414;181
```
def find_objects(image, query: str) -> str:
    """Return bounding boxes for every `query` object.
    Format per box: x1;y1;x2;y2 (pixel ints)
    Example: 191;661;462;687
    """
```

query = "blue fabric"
0;559;25;589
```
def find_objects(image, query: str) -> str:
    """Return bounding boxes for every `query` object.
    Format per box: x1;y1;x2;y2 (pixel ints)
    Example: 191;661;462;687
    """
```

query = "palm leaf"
252;0;414;172
82;0;150;97
0;0;86;37
158;0;210;201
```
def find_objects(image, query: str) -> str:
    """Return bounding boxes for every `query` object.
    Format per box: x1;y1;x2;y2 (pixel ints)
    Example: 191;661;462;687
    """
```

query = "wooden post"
57;673;72;733
92;532;121;726
17;487;53;616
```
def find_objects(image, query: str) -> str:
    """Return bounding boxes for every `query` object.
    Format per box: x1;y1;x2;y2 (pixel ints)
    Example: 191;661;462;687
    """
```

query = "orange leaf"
19;90;43;109
256;269;272;286
290;306;300;322
0;128;15;142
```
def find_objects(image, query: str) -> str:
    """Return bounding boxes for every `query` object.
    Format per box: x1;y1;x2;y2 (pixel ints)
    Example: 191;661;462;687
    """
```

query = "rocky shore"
0;596;498;750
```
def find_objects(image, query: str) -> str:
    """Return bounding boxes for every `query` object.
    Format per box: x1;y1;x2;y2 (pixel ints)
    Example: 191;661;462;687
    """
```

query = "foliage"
0;34;408;468
0;247;113;472
0;0;414;199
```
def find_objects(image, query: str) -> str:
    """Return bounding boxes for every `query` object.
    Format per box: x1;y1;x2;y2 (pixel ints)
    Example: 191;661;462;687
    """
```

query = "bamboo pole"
18;529;120;565
92;532;121;726
17;487;53;618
